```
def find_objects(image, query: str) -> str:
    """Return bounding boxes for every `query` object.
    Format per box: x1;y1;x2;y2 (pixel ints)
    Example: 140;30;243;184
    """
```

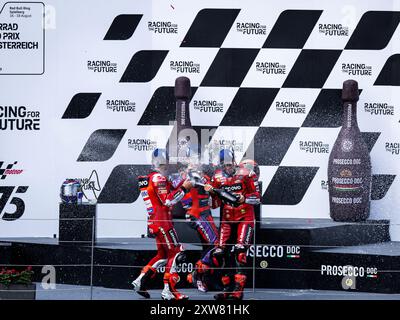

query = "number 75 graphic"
0;186;29;221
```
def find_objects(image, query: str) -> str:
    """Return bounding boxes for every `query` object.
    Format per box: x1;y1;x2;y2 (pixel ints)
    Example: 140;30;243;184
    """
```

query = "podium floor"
0;218;395;294
34;283;400;300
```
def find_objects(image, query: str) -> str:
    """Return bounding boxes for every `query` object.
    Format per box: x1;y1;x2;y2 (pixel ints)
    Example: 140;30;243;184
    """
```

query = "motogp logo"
0;161;23;179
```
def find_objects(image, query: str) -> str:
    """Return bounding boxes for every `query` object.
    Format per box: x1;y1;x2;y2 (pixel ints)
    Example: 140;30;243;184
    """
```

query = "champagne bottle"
173;76;196;165
191;177;240;207
170;77;194;219
175;76;192;131
328;80;372;222
212;188;240;207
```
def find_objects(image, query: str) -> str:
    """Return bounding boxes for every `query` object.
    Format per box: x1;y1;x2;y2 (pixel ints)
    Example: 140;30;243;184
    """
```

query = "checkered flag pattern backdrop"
3;0;396;238
62;4;400;219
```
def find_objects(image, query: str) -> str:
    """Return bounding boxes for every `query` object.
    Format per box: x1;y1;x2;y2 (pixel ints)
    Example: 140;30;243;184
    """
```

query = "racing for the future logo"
236;22;267;35
87;60;117;73
128;138;158;151
170;60;200;73
148;21;178;34
318;23;349;36
0;106;40;131
193;99;224;112
364;102;394;116
276;101;306;114
299;141;330;153
106;99;136;112
255;61;286;74
342;63;372;76
385;142;400;155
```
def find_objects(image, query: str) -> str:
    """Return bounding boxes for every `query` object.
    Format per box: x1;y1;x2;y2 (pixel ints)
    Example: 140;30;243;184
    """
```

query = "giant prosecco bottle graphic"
170;76;198;165
169;77;195;219
174;76;192;132
328;80;372;222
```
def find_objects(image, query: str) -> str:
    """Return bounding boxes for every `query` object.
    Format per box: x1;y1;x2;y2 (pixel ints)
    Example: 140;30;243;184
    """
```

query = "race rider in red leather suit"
178;165;219;292
205;149;260;300
132;148;193;300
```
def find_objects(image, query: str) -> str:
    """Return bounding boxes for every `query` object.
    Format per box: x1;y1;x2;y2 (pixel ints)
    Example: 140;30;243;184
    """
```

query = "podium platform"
0;242;12;266
0;218;397;294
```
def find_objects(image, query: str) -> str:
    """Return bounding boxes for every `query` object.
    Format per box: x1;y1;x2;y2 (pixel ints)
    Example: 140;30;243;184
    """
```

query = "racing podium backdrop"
0;0;400;297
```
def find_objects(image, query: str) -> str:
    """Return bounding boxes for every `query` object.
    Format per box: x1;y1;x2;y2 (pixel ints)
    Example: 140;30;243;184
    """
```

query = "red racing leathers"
182;174;218;245
137;170;188;299
210;166;260;299
181;173;219;291
211;167;260;250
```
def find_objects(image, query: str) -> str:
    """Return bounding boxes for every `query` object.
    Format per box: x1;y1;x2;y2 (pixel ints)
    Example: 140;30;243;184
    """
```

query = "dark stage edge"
2;217;390;248
307;242;400;294
0;237;200;250
174;217;390;248
34;284;400;300
0;218;396;294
